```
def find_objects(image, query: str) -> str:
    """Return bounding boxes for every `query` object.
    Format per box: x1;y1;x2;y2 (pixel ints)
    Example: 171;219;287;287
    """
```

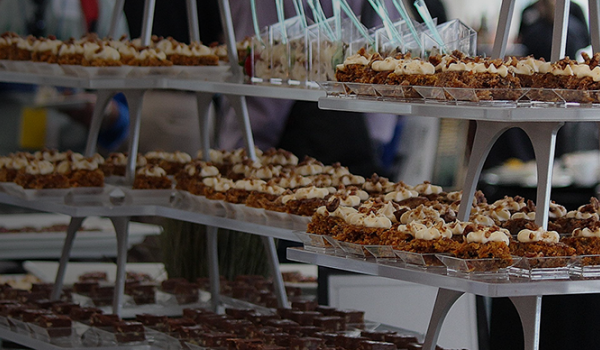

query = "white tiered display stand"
1;0;600;350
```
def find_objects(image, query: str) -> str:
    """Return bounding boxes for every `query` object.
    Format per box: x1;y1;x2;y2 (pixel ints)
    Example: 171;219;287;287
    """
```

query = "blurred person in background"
0;0;130;153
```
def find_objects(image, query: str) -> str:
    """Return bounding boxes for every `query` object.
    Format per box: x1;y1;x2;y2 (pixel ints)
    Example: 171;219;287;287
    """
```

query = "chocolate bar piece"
37;314;72;338
31;283;54;295
265;319;300;332
18;291;48;304
33;299;61;310
314;332;339;347
290;337;325;350
90;313;120;328
290;311;323;326
217;319;255;336
90;285;114;306
125;283;156;305
291;300;318;311
161;277;188;293
72;281;99;295
333;309;364;324
182;308;214;322
315;306;336;316
312;316;344;332
114;321;145;343
174;282;199;304
289;326;324;337
51;302;79;315
276;308;295;320
225;307;254;319
250;345;285;350
246;312;280;326
69;307;102;322
195;313;230;327
200;332;232;347
336;335;369;349
166;318;195;333
285;286;302;297
1;304;27;318
21;309;53;322
263;332;292;347
178;325;207;340
135;314;167;329
358;340;398;350
227;338;263;350
79;272;108;282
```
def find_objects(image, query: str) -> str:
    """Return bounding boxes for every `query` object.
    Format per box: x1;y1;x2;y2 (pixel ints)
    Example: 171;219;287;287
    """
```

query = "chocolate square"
313;316;344;332
265;319;300;332
315;305;336;316
125;283;156;305
291;300;318;311
51;302;79;315
384;334;419;348
21;309;53;322
72;281;99;295
166;318;195;333
336;335;369;349
289;336;325;350
333;309;364;324
136;314;167;329
226;338;263;350
114;321;145;343
247;312;281;325
161;277;188;293
37;314;72;338
201;332;232;347
69;307;102;322
288;326;324;337
182;308;215;322
90;313;120;328
225;307;254;319
361;330;396;342
178;325;207;340
290;311;323;326
174;282;199;304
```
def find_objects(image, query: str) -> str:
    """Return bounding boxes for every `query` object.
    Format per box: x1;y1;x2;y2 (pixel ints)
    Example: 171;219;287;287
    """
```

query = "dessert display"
334;49;600;103
0;150;104;189
101;152;147;177
132;165;172;190
0;32;223;71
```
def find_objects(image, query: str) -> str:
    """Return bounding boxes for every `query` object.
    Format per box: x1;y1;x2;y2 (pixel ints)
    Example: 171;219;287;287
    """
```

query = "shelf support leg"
108;0;126;39
84;90;115;157
122;90;146;185
110;217;131;316
551;0;570;62
509;296;542;350
218;0;243;80
520;122;564;229
457;121;512;222
225;95;257;161
140;0;156;47
590;0;600;52
196;92;215;161
422;288;464;350
186;0;200;43
51;217;86;300
207;226;221;312
261;236;288;308
491;0;516;59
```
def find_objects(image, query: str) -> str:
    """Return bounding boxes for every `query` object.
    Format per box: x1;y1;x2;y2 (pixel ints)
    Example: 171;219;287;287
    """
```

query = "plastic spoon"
337;0;376;47
413;0;446;52
390;0;422;50
367;0;404;47
250;0;266;46
293;0;308;29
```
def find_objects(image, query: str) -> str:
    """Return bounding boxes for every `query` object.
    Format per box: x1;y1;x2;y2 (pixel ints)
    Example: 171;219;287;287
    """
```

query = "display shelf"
286;248;600;298
0;192;300;243
318;96;600;122
0;70;324;101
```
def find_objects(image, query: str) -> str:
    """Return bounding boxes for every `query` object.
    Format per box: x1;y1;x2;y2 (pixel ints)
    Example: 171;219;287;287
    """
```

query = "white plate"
29;61;65;75
0;214;161;259
23;260;167;285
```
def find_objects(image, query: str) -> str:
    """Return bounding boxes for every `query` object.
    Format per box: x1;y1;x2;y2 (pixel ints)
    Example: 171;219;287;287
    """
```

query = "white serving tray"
0;214;161;259
22;261;167;285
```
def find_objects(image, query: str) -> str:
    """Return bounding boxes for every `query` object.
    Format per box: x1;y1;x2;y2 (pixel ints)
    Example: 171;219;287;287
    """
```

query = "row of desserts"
335;49;600;92
0;32;222;67
0;281;453;350
308;182;600;264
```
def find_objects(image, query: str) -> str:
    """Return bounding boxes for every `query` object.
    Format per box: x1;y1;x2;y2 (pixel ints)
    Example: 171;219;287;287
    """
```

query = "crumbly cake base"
69;169;104;187
133;175;172;189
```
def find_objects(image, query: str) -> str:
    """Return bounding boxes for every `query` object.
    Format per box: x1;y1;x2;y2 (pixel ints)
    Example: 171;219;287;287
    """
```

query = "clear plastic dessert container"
323;235;346;256
291;214;311;231
294;231;335;254
307;16;373;84
374;19;428;58
122;188;175;206
420;19;476;58
240;205;267;225
509;255;576;281
365;245;398;263
438;255;519;280
338;241;374;259
570;255;600;278
29;323;78;345
395;250;446;268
